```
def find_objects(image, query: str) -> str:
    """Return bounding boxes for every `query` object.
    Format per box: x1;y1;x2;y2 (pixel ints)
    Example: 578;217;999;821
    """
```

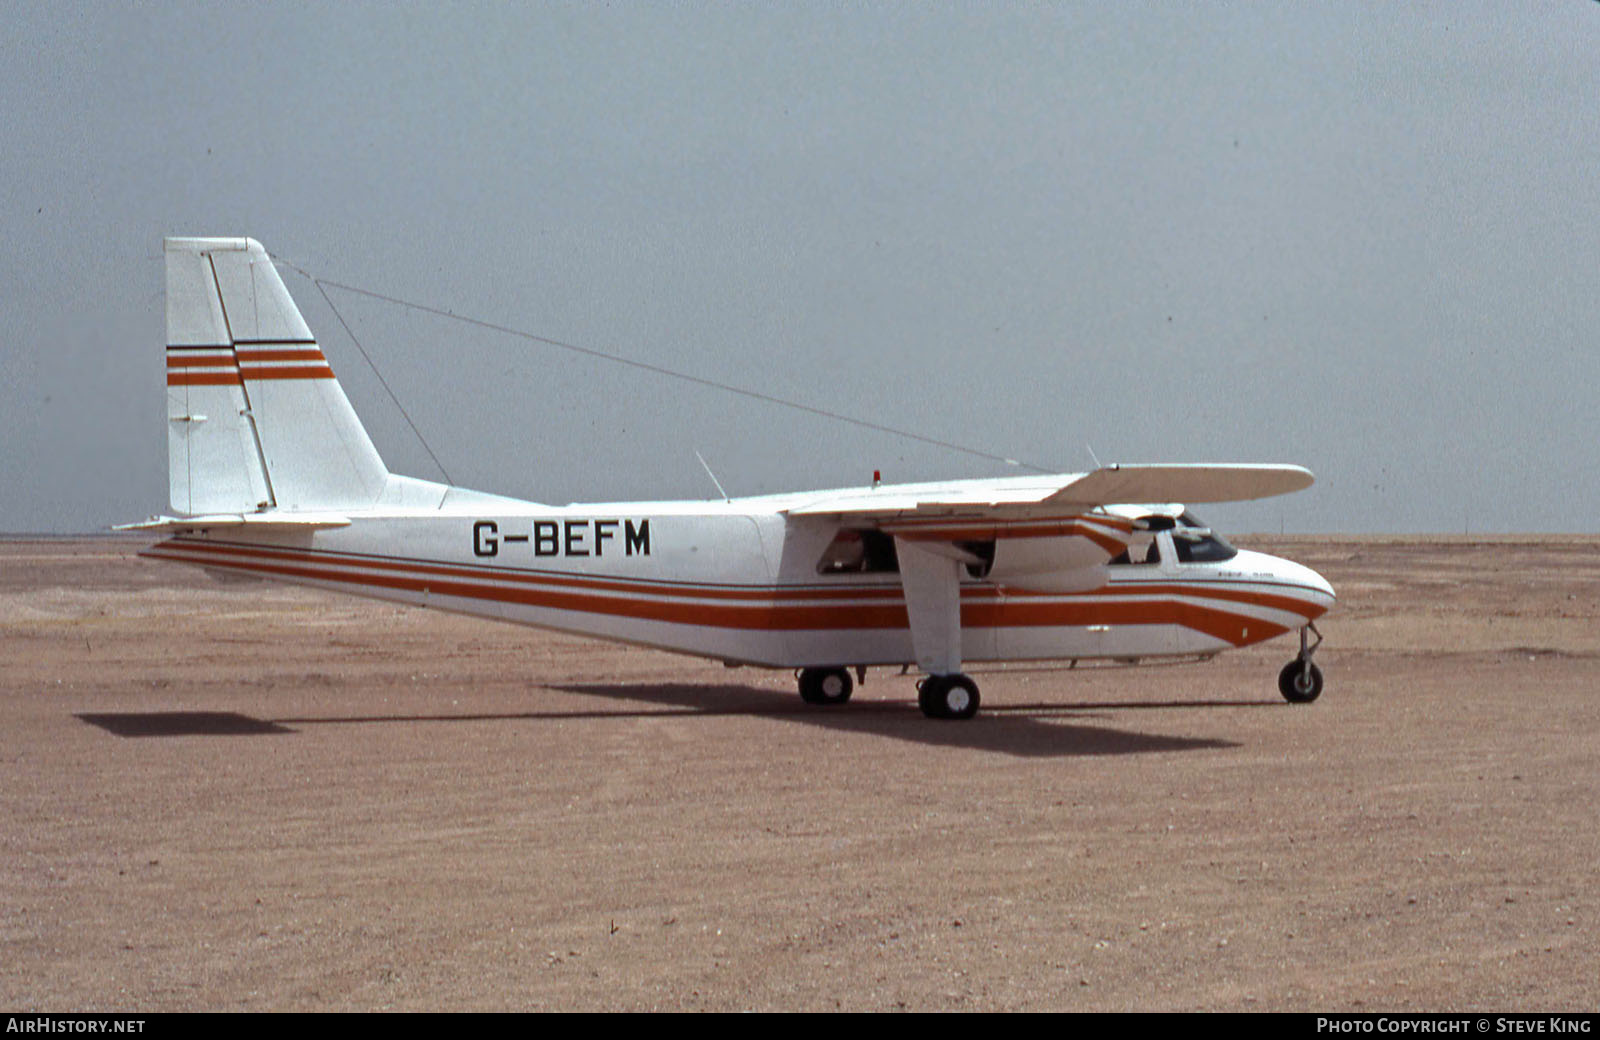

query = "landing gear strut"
797;666;854;705
918;673;981;720
1278;623;1324;703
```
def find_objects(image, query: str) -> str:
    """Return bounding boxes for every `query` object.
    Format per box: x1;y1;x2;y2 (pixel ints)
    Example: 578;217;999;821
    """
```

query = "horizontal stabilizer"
115;512;352;532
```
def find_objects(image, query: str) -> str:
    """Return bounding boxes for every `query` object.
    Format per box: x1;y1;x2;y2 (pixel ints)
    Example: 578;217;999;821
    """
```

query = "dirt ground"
2;535;1596;1011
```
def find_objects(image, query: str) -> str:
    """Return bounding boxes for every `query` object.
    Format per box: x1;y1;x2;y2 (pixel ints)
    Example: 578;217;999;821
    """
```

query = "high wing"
783;464;1316;686
784;463;1314;520
1044;463;1314;508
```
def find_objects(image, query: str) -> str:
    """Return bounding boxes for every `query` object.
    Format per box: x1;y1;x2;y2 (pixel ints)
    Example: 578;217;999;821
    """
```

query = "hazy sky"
4;2;1598;533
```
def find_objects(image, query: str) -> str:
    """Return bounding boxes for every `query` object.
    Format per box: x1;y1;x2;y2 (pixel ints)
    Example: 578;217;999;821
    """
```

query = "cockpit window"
1171;512;1238;563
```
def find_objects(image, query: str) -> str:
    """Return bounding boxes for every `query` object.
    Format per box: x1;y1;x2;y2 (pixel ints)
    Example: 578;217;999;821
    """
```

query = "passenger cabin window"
816;529;899;575
815;530;995;578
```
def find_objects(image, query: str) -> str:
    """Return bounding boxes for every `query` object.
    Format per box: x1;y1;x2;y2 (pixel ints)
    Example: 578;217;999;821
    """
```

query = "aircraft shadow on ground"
74;684;1261;758
544;682;1244;758
76;711;296;737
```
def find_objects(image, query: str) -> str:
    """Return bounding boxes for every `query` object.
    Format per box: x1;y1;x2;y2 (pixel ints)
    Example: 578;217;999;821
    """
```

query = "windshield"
1171;511;1237;563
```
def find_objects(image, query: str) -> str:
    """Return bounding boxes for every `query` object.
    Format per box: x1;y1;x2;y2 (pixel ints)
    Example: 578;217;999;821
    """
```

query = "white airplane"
125;236;1334;720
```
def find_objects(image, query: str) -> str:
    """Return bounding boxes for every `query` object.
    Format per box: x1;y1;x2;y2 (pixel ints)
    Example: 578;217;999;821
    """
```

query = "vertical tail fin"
165;237;389;514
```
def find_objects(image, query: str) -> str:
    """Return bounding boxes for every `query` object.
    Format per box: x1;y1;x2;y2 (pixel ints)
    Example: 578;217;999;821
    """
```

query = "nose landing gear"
1278;623;1324;703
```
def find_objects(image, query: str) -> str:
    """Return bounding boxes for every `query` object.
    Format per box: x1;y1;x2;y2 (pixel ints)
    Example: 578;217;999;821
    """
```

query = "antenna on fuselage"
695;451;731;503
1086;444;1104;469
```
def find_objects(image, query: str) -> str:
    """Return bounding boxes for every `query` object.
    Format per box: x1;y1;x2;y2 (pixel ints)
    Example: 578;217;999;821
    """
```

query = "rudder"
164;237;389;514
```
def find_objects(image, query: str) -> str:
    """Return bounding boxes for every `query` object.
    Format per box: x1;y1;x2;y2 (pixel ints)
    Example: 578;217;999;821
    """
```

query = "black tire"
918;674;980;720
1278;660;1323;704
798;666;853;705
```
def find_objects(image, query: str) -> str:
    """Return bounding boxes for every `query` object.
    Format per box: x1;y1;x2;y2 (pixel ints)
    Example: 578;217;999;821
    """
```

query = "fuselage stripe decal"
161;538;909;601
155;537;1327;617
142;543;1291;644
145;540;1324;643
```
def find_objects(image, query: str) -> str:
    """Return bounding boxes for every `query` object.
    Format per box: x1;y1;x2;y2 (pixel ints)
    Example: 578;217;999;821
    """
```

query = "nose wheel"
1278;623;1324;703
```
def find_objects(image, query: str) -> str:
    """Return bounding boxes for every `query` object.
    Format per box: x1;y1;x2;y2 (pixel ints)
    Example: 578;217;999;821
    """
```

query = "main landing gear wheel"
797;666;854;706
1278;660;1323;703
918;674;980;720
1279;623;1325;704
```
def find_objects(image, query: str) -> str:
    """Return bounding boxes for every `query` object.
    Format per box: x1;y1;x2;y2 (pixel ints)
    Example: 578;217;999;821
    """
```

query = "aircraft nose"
1235;548;1334;613
1274;555;1335;610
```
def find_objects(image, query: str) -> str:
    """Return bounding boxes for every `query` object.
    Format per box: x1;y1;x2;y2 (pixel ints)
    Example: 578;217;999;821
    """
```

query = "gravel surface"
3;536;1596;1011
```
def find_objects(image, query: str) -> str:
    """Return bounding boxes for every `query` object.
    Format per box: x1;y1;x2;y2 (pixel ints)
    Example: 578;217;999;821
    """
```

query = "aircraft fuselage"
143;495;1334;671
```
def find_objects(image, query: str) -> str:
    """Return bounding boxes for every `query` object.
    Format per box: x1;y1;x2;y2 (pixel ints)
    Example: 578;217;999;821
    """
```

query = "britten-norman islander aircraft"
125;237;1335;720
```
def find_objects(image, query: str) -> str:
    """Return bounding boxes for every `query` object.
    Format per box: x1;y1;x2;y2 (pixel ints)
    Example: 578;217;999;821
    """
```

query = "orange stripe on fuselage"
144;539;1322;647
962;597;1289;647
154;537;911;603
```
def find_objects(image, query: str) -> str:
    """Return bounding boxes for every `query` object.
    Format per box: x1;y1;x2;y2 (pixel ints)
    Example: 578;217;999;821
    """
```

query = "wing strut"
894;537;964;677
